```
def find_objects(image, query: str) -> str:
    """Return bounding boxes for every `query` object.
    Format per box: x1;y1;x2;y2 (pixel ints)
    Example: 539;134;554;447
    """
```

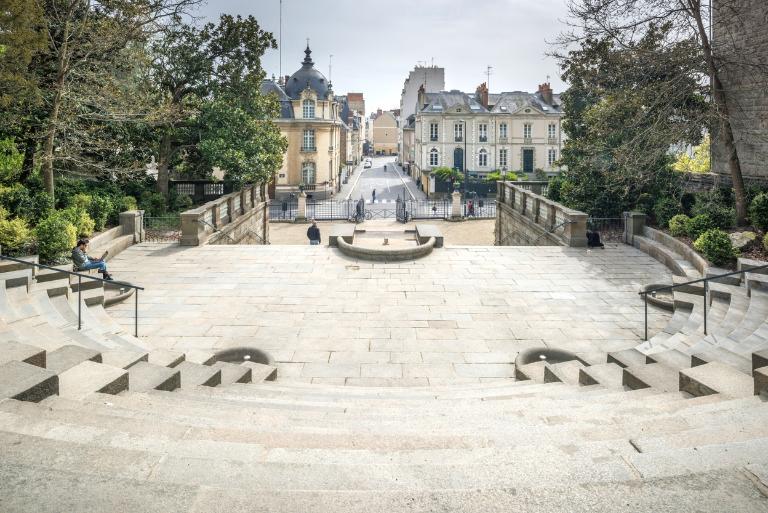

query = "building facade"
411;82;565;195
371;109;399;156
261;46;342;199
398;65;445;164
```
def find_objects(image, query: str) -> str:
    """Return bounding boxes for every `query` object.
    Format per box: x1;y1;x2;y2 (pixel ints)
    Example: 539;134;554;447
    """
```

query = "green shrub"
0;184;33;220
685;214;715;241
668;214;690;237
652;197;683;228
694;229;736;266
764;233;768;252
139;191;167;217
546;176;563;202
30;192;54;224
692;190;735;229
0;216;33;254
0;138;23;183
121;195;138;212
169;191;193;212
69;193;92;211
749;192;768;230
88;195;111;231
60;207;95;237
36;212;77;263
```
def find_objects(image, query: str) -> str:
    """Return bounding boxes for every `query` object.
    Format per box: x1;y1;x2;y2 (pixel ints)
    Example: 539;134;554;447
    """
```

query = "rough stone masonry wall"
712;0;768;181
181;185;269;246
494;182;588;247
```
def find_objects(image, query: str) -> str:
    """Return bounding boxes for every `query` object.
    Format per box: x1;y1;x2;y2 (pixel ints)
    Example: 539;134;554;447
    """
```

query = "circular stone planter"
336;235;436;262
214;347;274;366
515;347;583;368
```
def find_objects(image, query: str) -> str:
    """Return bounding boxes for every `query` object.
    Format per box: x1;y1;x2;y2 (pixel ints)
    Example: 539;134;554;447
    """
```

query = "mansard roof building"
260;45;343;200
410;82;565;195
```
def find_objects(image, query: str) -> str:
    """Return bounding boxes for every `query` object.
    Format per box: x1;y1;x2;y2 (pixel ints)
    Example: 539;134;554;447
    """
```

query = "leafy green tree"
555;27;702;216
149;14;282;193
673;135;711;174
432;166;463;184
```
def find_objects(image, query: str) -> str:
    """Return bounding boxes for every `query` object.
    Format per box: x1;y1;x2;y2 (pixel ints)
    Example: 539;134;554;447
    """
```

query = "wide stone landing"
107;242;672;386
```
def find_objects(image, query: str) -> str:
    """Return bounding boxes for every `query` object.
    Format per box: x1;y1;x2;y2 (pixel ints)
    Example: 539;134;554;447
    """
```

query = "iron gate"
143;215;181;243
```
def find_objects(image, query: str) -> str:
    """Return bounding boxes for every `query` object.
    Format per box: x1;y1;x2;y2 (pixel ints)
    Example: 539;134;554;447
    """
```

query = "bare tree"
561;0;767;225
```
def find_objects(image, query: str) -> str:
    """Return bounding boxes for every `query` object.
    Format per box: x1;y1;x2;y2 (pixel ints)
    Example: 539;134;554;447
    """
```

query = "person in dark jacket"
71;238;113;280
307;220;321;245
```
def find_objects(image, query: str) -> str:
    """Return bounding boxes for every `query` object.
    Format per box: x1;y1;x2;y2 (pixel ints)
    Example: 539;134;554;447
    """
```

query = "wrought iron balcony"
479;136;488;142
454;136;463;142
300;146;317;152
498;136;508;143
430;136;438;142
548;137;558;145
523;137;533;145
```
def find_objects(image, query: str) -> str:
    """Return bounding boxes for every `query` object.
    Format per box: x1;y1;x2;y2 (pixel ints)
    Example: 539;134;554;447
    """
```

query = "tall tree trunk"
689;0;748;225
18;135;36;184
156;131;172;195
41;17;73;201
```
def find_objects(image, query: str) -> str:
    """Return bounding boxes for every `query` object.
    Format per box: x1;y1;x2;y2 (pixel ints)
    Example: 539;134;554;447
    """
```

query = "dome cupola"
284;44;330;100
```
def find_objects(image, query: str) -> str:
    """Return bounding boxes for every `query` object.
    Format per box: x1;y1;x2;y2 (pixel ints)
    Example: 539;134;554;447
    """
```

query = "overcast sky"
196;0;571;114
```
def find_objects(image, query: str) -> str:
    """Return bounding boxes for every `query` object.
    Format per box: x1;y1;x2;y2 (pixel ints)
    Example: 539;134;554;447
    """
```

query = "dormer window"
303;99;315;119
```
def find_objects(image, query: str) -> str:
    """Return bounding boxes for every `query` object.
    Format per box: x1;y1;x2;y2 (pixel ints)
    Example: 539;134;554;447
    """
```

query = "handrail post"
703;280;708;336
135;289;139;338
644;293;648;341
77;275;82;331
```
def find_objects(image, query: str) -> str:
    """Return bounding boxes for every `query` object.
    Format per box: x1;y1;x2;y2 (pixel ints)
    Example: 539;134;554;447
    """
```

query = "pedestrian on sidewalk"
372;189;376;203
307;220;321;245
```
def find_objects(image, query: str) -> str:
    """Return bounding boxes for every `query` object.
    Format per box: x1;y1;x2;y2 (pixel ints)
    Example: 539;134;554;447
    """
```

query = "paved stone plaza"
106;241;672;386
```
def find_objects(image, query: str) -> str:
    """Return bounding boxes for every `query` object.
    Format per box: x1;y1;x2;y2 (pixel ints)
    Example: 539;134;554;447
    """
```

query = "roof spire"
303;39;313;66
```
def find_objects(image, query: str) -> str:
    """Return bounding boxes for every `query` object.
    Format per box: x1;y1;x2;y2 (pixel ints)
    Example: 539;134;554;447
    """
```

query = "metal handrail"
198;219;237;244
0;254;144;337
638;262;768;342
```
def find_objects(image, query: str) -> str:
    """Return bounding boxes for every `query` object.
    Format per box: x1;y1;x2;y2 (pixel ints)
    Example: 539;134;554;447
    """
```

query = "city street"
347;156;426;208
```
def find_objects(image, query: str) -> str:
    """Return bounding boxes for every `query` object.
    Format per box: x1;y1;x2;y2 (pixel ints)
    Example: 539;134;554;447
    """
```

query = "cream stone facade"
398;65;445;163
411;83;565;194
261;46;342;200
371;110;399;156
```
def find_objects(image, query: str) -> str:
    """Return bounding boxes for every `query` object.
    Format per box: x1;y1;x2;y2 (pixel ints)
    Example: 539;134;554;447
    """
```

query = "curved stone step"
175;361;221;388
0;340;45;368
542;360;584;385
623;363;681;393
57;361;128;400
0;360;58;402
680;361;754;398
46;345;102;374
578;363;624;388
212;361;252;385
127;362;180;392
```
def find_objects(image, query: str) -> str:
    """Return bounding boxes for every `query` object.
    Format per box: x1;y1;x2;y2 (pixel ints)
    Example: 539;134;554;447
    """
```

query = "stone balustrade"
180;185;268;246
495;181;587;247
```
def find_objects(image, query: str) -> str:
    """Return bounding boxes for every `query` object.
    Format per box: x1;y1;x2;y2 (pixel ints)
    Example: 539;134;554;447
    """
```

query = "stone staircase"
0;255;767;511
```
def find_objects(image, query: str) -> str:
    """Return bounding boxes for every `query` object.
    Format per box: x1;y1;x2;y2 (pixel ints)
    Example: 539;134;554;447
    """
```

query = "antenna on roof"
329;54;333;83
485;65;494;92
279;0;283;80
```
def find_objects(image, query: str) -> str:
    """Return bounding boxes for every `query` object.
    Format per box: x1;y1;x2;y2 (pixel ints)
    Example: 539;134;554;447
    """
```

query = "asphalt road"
349;157;415;207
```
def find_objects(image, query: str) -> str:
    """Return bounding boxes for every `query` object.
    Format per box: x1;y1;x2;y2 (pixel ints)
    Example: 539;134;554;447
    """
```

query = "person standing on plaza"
372;189;376;203
307;220;321;245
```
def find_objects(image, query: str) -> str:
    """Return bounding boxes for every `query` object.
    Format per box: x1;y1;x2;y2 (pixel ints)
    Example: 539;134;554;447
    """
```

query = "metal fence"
463;200;496;218
143;215;181;243
307;200;358;220
407;200;452;219
587;217;625;243
269;199;298;221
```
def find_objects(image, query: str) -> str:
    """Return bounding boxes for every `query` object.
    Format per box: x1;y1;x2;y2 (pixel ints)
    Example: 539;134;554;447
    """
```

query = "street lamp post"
458;119;468;198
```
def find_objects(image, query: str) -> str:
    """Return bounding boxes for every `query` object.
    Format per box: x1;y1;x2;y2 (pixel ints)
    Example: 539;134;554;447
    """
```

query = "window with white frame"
302;129;315;150
523;123;532;139
429;123;438;141
499;149;508;168
499;123;508;138
548;148;557;166
301;162;316;184
548;123;556;139
302;99;315;119
478;123;487;142
478;149;488;167
454;123;463;141
429;148;439;166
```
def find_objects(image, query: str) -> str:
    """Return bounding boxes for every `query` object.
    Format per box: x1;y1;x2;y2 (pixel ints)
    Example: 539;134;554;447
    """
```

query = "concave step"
212;361;252;385
578;363;624;388
0;340;46;368
623;363;680;393
0;360;58;402
46;345;102;374
175;361;221;388
680;361;754;398
58;361;128;399
127;362;180;392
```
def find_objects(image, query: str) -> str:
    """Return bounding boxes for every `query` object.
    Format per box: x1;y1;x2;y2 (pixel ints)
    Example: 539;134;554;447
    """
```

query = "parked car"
364;161;372;169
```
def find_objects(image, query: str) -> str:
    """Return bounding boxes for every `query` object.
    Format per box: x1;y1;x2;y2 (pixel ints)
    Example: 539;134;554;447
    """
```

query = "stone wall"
712;0;768;181
180;185;269;246
494;182;587;247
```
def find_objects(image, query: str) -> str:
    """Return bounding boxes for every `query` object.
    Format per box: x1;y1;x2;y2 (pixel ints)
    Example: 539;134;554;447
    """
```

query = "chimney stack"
475;82;489;109
538;82;553;105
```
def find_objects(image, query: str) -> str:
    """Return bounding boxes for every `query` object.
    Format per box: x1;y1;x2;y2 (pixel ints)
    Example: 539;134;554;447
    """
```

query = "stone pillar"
296;191;307;222
211;203;221;228
119;210;145;243
563;213;588;247
450;190;463;220
180;211;204;246
623;211;646;245
241;188;251;213
548;204;557;230
227;196;236;222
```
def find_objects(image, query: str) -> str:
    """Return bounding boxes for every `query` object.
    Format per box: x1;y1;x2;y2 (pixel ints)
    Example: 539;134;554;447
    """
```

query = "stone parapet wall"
494;181;587;247
712;0;768;181
180;185;269;246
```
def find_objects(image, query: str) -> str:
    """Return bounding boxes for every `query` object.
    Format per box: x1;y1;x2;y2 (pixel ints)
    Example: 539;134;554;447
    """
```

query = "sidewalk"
338;162;364;200
391;163;427;201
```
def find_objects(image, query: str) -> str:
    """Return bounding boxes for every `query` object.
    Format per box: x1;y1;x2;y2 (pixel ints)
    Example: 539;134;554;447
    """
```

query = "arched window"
478;149;488;167
429;148;439;166
302;99;315;118
301;162;316;184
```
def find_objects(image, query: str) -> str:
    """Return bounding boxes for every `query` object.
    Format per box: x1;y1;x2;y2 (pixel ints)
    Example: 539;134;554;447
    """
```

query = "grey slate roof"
260;80;294;119
491;91;563;115
421;90;486;113
284;45;331;100
419;89;562;116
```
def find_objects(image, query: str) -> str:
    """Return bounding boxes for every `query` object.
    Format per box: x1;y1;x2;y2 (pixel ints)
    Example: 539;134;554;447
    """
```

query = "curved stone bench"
336;235;436;261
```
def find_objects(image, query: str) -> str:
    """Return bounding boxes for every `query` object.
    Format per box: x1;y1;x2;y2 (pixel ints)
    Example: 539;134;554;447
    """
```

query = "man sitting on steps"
71;238;114;280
